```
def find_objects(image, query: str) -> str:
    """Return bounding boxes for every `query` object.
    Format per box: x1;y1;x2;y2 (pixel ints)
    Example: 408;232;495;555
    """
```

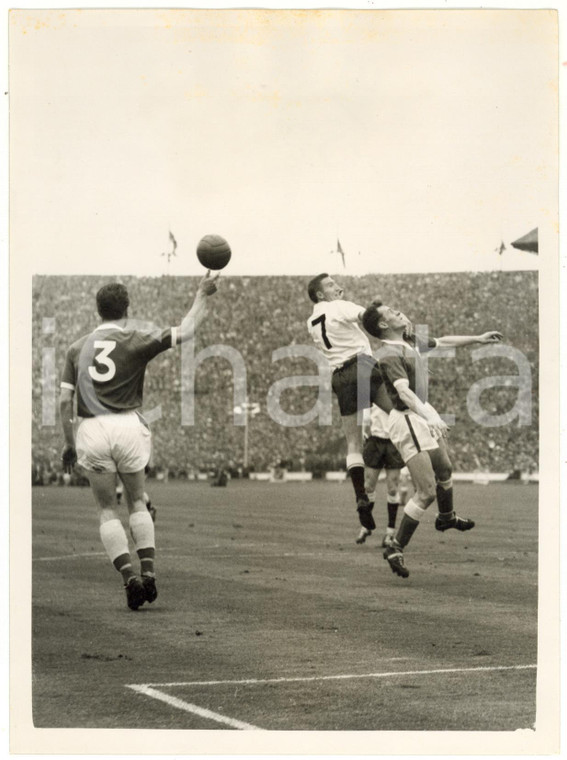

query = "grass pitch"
32;480;537;731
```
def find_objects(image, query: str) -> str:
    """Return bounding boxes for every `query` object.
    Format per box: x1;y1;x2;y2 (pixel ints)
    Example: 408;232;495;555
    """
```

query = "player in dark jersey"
362;300;502;578
60;272;219;609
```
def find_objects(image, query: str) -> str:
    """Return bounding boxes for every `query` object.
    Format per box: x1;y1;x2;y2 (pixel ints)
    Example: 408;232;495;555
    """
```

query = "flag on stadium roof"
336;239;346;268
511;228;538;254
161;230;178;264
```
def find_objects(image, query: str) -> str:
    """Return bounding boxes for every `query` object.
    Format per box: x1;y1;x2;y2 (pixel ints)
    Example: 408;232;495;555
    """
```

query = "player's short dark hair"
96;283;130;320
361;300;385;338
307;273;329;303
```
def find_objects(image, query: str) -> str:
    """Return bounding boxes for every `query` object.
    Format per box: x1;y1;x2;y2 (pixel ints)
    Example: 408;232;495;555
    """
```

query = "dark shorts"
363;435;405;471
331;354;390;417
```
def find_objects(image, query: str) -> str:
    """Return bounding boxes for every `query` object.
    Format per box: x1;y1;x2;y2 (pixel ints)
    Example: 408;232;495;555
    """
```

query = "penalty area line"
138;663;537;688
126;684;264;730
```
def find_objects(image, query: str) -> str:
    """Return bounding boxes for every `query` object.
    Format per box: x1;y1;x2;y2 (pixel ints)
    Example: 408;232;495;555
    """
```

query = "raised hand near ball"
198;270;220;297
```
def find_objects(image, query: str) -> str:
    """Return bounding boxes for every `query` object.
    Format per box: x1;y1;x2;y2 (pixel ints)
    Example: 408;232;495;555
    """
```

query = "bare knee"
406;453;437;508
435;459;452;483
364;470;378;495
415;484;437;507
430;446;453;483
342;414;363;453
386;474;400;500
87;471;119;511
119;470;146;509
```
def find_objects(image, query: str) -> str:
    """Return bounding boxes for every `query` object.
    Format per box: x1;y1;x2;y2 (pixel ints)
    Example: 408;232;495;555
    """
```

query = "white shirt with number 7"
307;300;371;369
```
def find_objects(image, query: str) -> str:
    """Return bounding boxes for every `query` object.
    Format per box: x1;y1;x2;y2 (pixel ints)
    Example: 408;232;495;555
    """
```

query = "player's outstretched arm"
435;331;503;348
59;387;77;472
177;270;220;344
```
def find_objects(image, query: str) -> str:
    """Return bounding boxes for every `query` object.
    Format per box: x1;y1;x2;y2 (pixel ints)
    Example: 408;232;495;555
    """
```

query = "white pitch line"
33;548;186;562
127;684;263;730
33;547;335;562
134;663;536;689
33;552;106;562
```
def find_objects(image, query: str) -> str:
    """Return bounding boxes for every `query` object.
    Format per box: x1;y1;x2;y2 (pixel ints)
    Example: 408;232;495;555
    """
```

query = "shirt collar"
381;338;411;347
95;322;124;332
312;298;345;312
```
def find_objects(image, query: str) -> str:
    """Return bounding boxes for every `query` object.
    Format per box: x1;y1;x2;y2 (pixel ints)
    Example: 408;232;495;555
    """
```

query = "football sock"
99;519;135;583
436;478;454;516
346;454;366;501
348;466;367;501
395;514;420;549
403;498;426;522
387;492;400;529
395;498;425;548
129;510;156;576
115;556;136;584
367;490;376;508
387;503;399;528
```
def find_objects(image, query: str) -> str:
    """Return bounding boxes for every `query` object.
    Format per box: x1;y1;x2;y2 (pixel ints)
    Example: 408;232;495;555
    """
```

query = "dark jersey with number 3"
61;321;176;418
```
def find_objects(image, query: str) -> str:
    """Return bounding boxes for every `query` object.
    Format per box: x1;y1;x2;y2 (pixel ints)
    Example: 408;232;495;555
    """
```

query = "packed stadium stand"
32;271;538;484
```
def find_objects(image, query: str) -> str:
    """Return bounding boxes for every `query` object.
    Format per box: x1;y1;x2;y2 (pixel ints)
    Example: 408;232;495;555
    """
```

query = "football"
196;234;232;270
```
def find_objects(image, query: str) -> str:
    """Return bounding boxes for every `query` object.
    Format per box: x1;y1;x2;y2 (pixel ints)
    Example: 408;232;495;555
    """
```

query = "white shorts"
388;407;439;464
76;411;152;474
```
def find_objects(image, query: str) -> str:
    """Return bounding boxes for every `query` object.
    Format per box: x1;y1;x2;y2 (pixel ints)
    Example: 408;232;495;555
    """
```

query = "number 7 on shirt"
311;314;332;349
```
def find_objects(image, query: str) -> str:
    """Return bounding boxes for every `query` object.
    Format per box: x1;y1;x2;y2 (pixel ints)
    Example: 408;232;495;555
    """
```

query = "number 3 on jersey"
311;314;332;349
89;340;117;382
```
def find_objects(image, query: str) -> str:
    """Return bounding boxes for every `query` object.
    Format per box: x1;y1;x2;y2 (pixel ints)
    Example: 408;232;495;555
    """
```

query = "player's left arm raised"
435;331;503;348
176;270;220;344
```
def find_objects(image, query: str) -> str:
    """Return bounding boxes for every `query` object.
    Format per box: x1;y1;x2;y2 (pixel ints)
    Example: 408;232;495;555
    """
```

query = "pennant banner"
511;228;538;254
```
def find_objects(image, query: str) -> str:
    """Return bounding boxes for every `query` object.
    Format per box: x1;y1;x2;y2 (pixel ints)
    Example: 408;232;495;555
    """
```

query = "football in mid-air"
196;234;232;270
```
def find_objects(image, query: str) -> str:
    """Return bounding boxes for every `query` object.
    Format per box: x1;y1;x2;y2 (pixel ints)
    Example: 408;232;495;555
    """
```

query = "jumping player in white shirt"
306;273;393;531
60;272;219;610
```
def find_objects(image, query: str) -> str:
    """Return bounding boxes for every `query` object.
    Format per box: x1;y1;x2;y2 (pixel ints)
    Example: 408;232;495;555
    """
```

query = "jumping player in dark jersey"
362;301;502;578
60;272;219;609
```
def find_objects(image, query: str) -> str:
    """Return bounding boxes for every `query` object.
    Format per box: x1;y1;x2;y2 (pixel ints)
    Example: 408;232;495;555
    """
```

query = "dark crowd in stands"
32;271;538;484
